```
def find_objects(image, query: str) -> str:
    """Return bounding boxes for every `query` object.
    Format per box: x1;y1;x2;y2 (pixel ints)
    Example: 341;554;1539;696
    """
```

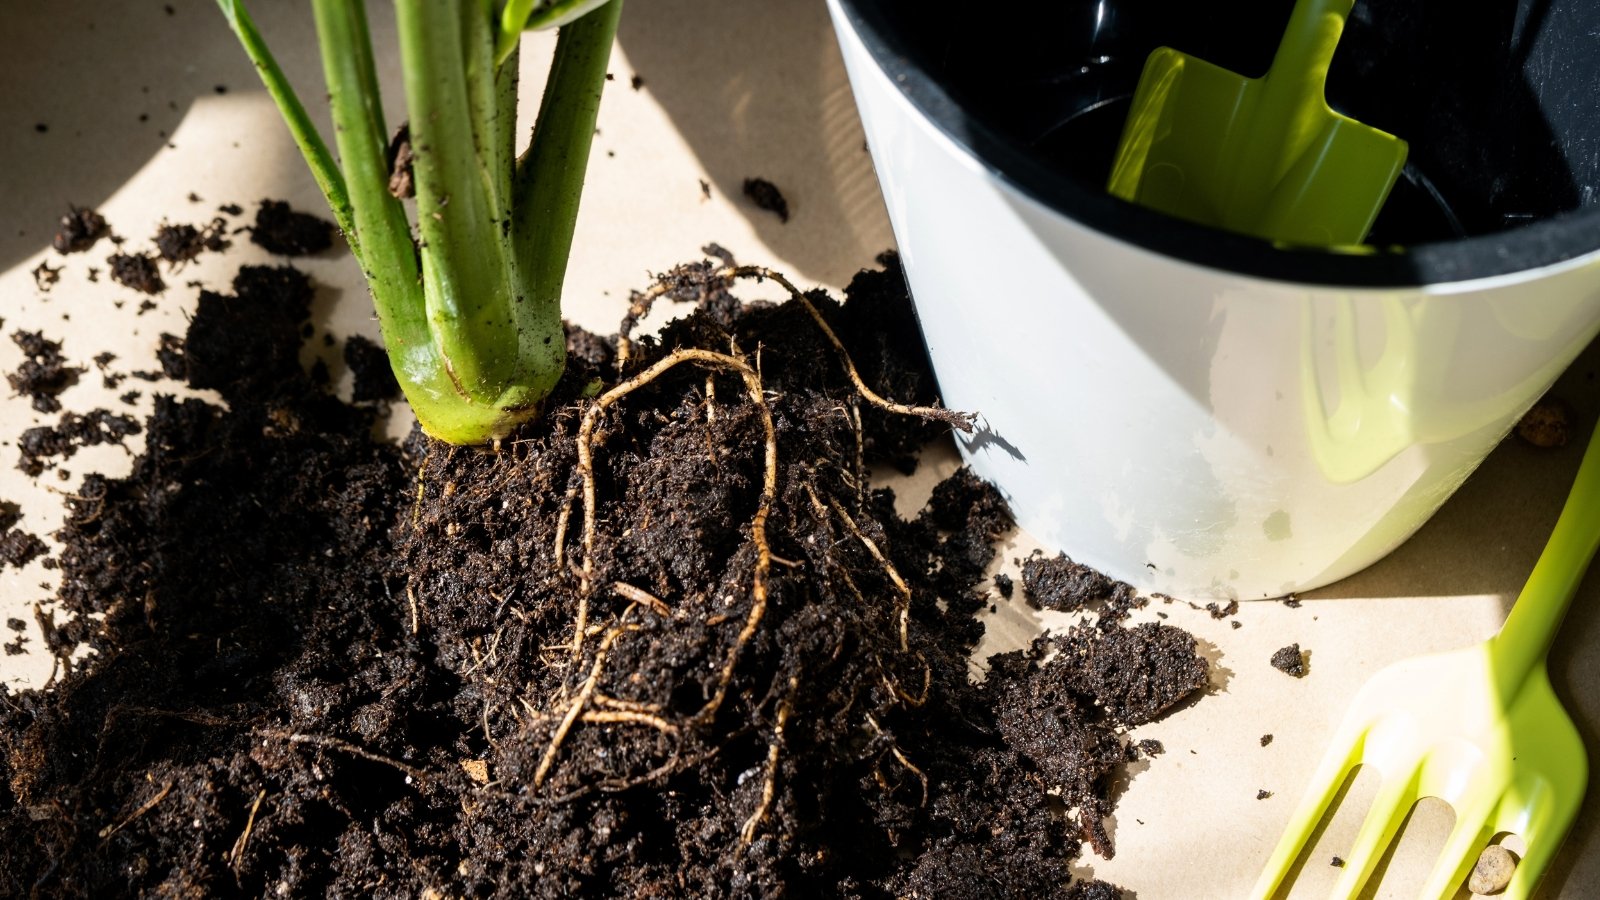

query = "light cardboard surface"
2;2;1598;897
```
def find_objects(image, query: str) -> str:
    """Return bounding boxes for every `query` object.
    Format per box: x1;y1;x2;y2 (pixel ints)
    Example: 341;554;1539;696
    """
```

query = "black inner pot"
839;0;1600;287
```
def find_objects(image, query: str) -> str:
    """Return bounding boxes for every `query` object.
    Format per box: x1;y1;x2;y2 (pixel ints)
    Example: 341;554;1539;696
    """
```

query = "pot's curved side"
827;0;1600;600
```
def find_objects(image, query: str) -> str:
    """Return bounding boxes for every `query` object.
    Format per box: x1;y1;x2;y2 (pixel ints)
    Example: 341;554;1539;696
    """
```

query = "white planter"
827;0;1600;599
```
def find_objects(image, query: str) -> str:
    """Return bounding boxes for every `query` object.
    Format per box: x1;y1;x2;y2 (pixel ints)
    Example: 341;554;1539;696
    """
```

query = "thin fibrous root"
881;651;931;708
256;729;429;782
579;709;678;732
866;713;929;808
98;780;174;840
228;789;267;870
533;619;637;789
594;694;665;714
718;265;976;433
559;347;769;659
740;677;798;846
612;581;672;617
823;492;912;652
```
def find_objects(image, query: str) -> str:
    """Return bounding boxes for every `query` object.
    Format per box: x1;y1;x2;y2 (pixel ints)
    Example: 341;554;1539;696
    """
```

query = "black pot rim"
836;0;1600;289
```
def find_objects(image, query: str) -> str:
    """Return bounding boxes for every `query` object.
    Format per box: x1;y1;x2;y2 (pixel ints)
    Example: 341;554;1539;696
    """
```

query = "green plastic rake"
1253;419;1598;897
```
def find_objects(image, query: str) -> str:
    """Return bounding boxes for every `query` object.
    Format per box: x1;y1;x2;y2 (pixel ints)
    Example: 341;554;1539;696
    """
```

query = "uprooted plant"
218;0;622;443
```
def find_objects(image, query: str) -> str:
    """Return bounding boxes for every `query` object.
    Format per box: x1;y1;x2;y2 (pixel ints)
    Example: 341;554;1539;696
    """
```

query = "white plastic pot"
826;0;1600;599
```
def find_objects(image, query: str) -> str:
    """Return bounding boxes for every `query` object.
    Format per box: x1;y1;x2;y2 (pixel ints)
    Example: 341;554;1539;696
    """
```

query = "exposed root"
720;265;975;433
824;493;912;651
579;709;678;732
228;789;267;870
98;779;173;840
611;581;671;617
533;619;636;789
562;348;766;658
255;729;429;782
867;714;929;808
740;677;797;846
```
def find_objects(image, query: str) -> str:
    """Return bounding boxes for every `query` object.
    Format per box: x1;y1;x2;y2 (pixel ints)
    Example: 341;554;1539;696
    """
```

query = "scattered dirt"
1271;643;1307;678
386;125;415;200
0;500;19;532
1261;733;1273;747
742;177;790;223
16;409;141;477
1256;789;1273;800
153;219;230;265
0;254;1208;899
343;335;399;403
250;199;335;256
993;572;1014;598
1516;396;1574;449
30;261;61;292
0;527;47;569
52;206;109;255
7;330;83;414
107;252;165;295
1022;552;1144;619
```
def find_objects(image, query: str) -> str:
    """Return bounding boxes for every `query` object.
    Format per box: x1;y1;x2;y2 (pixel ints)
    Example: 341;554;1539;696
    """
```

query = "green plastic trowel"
1107;0;1407;246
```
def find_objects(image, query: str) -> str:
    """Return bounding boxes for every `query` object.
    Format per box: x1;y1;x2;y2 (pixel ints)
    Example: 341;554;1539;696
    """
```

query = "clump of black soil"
1023;551;1145;619
7;330;82;414
0;526;47;569
250;199;335;256
16;409;142;477
52;206;108;255
107;252;165;295
343;334;400;402
153;218;230;264
742;176;790;223
1271;643;1307;678
0;254;1206;898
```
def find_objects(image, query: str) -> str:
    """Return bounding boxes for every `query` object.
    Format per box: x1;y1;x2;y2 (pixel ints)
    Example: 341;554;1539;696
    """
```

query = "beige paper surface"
2;2;1596;897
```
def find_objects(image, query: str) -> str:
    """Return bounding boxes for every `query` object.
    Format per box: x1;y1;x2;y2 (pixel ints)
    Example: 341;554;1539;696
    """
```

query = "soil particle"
1022;552;1145;619
0;254;1205;899
17;409;141;477
30;260;62;292
7;330;83;414
155;333;186;380
153;218;230;264
742;176;790;223
0;527;47;569
1206;599;1239;619
1469;844;1517;895
1516;396;1574;449
250;199;335;256
1331;856;1346;868
51;206;109;254
0;501;19;532
994;572;1014;598
1271;644;1307;677
1261;733;1274;746
1257;789;1273;800
386;124;415;200
343;334;400;402
107;252;165;294
631;74;645;90
219;202;244;217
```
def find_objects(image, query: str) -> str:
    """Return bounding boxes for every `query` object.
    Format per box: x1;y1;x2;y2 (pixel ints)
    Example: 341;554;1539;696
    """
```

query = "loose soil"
1;249;1211;898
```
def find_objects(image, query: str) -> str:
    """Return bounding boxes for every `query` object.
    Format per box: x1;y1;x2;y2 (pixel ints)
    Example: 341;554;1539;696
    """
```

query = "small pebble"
1515;396;1574;449
1467;844;1517;895
1260;734;1274;747
1330;856;1345;868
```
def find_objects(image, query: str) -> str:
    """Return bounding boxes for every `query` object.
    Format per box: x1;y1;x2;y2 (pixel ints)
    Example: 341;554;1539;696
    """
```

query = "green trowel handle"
1239;0;1356;186
1491;416;1600;695
1261;0;1354;103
